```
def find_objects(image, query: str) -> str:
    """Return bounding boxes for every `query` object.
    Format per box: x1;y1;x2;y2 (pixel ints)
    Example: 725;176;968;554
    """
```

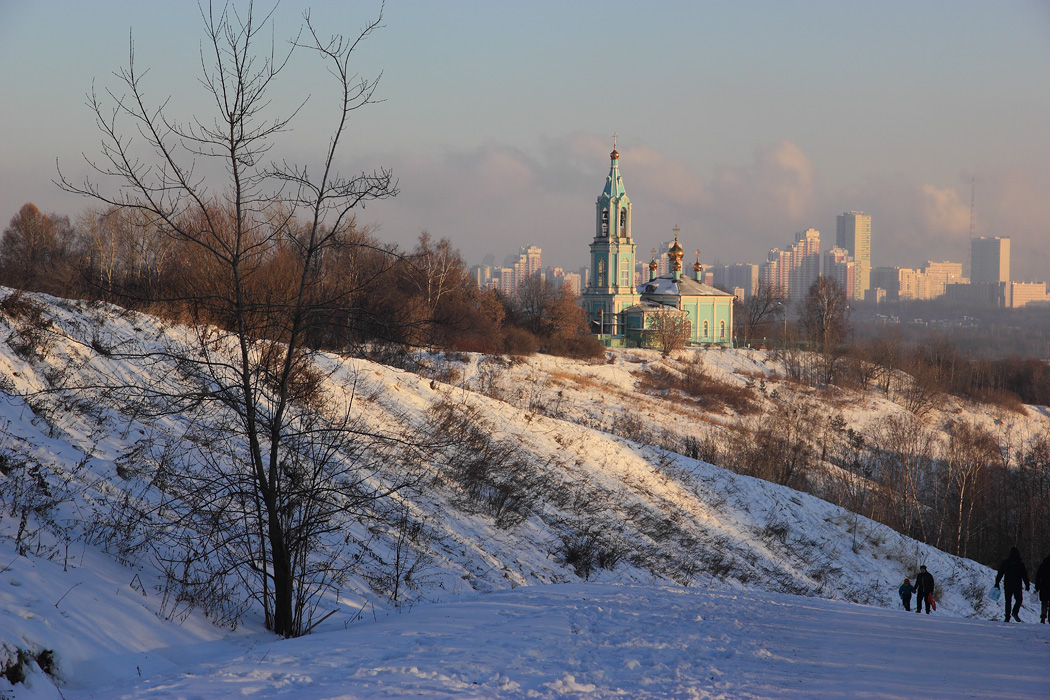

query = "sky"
2;0;1049;279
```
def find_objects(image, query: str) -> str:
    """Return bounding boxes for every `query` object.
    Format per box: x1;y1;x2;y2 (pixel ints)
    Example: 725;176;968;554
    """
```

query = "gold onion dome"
668;236;684;261
649;258;658;272
694;251;703;272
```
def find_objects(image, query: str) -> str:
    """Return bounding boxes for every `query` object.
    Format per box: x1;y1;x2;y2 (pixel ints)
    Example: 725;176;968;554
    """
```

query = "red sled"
927;593;937;611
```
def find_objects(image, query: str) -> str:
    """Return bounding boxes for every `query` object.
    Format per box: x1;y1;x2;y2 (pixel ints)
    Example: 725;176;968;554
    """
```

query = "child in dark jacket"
898;578;915;611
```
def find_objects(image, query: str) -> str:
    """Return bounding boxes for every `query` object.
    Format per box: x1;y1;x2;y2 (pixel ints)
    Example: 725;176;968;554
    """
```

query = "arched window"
597;259;607;287
619;208;627;234
719;320;726;339
601;209;609;236
702;320;709;339
620;257;631;287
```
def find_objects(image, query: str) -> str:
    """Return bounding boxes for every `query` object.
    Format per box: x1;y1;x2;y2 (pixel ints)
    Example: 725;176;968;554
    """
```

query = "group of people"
897;549;1050;623
898;565;935;614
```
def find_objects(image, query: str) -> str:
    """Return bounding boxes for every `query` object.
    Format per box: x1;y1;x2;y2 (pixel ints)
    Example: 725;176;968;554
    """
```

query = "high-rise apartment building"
759;248;791;297
562;272;583;296
712;263;759;298
788;228;821;301
758;229;820;302
826;248;858;299
522;245;542;278
918;261;965;299
836;212;871;300
970;236;1010;285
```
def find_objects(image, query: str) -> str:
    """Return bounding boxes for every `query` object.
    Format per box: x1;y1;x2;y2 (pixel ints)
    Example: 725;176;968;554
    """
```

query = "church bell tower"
582;135;640;339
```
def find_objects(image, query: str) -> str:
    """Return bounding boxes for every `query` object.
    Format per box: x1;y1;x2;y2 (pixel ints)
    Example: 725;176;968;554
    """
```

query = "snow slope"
1;290;1048;698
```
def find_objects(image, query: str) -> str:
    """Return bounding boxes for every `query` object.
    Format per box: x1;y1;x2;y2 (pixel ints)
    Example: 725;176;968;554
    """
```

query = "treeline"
0;202;601;360
738;277;1050;409
838;334;1050;412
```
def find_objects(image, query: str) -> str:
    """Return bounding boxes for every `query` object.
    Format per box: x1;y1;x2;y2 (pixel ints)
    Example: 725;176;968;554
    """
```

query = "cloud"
617;145;711;210
920;184;970;234
707;141;817;231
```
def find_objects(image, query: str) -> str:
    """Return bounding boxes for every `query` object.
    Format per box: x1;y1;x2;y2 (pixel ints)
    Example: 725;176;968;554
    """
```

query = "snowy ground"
19;583;1047;700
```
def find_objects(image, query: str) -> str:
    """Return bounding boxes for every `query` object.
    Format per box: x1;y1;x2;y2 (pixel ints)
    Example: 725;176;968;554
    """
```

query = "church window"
597;259;607;287
620;257;631;287
601;209;609;236
619;208;627;235
702;320;709;339
719;320;726;339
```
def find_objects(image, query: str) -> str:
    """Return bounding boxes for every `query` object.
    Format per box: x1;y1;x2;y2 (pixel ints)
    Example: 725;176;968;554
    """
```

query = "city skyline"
2;1;1048;281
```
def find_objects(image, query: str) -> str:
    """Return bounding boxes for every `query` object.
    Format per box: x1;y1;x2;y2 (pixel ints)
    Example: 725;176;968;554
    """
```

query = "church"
580;140;735;348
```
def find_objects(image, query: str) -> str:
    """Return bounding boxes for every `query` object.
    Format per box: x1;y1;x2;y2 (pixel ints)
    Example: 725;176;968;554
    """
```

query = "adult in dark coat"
1034;553;1050;624
994;546;1031;622
914;565;935;614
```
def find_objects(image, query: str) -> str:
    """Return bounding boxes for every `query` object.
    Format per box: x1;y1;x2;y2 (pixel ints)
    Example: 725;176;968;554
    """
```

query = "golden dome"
668;235;684;260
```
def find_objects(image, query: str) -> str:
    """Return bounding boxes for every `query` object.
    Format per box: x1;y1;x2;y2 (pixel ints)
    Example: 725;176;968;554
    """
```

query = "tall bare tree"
58;2;405;638
734;280;786;347
940;420;996;558
799;276;851;385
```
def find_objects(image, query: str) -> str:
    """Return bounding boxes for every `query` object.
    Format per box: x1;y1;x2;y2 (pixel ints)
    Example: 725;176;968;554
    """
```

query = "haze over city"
2;0;1049;279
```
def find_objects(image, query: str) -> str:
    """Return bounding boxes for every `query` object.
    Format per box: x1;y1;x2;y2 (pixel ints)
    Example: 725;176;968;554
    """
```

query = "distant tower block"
970;236;1010;285
836;212;871;300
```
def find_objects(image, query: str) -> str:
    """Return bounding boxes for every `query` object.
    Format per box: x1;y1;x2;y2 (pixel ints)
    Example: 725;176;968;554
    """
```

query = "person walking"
994;546;1030;623
914;565;935;615
898;577;915;612
1033;552;1050;624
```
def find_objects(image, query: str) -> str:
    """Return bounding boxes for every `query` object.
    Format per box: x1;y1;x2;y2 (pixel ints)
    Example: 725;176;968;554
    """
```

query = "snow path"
65;583;1050;700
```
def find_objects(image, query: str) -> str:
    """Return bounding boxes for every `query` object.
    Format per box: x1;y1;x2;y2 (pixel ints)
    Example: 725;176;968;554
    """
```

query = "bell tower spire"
596;133;631;240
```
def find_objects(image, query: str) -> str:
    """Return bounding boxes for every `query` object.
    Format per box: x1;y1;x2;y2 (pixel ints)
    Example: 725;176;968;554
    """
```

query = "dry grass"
639;364;759;415
548;370;602;391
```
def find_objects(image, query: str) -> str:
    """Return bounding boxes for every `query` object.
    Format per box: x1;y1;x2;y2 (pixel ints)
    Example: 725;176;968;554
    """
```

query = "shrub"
1;293;53;361
502;326;538;356
553;527;624;581
1;646;56;686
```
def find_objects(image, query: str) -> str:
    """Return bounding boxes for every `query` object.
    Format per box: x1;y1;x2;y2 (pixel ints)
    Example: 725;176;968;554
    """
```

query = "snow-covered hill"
1;290;1047;699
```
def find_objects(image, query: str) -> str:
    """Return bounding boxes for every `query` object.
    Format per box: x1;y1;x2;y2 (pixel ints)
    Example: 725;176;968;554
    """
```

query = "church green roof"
637;274;735;298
